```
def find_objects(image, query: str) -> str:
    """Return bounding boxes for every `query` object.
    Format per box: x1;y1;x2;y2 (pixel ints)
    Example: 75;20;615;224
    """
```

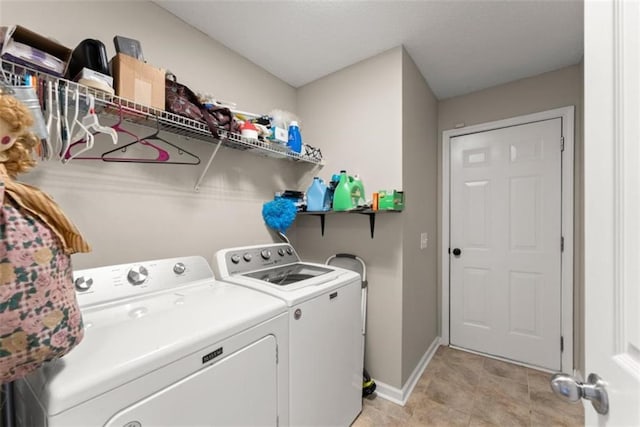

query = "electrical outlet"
420;232;428;249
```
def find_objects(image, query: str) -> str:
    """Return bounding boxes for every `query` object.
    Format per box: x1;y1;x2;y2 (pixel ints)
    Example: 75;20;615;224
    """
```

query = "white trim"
441;106;575;373
373;336;440;406
371;380;404;406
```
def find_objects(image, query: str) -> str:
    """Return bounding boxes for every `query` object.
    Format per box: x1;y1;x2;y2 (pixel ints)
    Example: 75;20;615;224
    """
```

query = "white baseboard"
372;380;405;405
373;336;441;406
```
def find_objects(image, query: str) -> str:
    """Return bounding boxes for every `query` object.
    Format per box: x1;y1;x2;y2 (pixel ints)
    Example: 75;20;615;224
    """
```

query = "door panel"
508;271;541;337
464;181;490;247
450;118;562;370
462;267;490;328
509;176;541;250
583;0;640;423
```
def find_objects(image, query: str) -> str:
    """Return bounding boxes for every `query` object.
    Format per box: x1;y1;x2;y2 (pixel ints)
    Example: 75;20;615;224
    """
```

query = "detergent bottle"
306;177;330;212
351;174;366;207
333;170;354;211
287;121;302;154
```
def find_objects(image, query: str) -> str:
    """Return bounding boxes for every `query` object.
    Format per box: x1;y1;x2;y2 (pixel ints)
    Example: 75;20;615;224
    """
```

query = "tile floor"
353;345;584;426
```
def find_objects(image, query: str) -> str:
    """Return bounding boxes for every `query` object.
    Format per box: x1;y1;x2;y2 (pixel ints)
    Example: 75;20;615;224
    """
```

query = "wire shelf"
1;59;323;165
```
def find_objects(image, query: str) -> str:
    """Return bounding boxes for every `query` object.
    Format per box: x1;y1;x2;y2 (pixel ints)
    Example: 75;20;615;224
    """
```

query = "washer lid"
243;262;334;286
222;264;361;306
26;282;286;416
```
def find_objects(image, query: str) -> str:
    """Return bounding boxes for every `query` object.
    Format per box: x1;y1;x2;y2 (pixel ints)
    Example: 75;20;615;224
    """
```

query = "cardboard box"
269;126;288;144
110;53;164;110
0;25;72;76
378;190;404;211
73;67;114;95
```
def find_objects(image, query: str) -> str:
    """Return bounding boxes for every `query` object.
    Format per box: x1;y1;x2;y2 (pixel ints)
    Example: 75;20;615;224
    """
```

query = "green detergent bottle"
333;170;354;211
351;174;366;207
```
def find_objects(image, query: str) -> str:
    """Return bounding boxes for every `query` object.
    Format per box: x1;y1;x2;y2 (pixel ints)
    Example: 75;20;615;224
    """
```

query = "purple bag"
165;73;204;122
165;73;239;136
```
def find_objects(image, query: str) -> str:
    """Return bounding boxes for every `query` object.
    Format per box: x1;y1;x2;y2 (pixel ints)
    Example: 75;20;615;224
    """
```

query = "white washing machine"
14;256;289;427
214;243;363;427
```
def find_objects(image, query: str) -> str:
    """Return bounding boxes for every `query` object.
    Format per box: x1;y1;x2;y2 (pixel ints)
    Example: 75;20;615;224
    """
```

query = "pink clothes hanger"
63;105;169;162
101;114;200;165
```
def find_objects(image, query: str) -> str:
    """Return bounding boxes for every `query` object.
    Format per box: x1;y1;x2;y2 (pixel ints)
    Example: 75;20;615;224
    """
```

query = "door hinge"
448;247;451;254
561;236;565;252
561;336;564;352
276;345;279;364
277;415;279;427
561;136;565;151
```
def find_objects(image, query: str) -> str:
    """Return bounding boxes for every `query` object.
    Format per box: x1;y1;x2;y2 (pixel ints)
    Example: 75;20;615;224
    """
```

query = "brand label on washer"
202;347;223;364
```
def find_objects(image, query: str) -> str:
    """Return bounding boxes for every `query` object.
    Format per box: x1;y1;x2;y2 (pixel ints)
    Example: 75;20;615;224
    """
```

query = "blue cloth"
262;198;297;233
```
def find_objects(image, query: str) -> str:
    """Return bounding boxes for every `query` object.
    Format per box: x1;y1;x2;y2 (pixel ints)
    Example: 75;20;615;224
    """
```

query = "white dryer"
214;243;363;427
14;256;289;427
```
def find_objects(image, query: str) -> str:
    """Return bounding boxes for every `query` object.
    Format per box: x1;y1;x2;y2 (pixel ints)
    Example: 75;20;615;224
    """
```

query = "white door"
449;118;563;370
578;0;640;423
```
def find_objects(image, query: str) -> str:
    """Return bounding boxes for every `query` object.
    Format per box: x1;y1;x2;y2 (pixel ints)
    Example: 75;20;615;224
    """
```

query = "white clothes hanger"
43;81;56;160
81;94;117;144
59;85;71;159
62;90;95;163
52;80;63;159
63;121;94;163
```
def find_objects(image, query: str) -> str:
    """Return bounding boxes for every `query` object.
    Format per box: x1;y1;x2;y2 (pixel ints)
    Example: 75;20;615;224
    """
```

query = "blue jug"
306;177;329;212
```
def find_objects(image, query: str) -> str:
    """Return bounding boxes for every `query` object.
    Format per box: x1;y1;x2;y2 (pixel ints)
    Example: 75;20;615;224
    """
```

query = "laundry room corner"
292;45;441;397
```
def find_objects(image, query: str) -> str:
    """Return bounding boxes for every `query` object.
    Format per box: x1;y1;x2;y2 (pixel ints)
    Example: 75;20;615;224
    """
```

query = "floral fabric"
0;182;84;383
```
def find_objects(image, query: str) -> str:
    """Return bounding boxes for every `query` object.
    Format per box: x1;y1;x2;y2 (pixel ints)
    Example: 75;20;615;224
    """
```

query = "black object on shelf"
113;35;144;61
299;209;402;238
68;38;110;79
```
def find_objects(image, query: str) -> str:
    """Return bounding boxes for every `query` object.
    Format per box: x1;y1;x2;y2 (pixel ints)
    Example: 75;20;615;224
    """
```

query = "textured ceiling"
155;0;583;100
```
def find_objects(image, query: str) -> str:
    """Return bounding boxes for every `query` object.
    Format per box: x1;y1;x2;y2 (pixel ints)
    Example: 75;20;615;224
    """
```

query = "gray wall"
294;47;405;388
401;50;439;384
437;64;584;373
1;1;304;269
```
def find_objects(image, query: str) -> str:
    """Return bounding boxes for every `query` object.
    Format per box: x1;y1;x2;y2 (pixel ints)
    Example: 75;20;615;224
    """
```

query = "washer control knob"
261;249;272;260
230;254;241;264
74;276;93;292
173;262;186;275
127;266;149;286
277;248;285;256
243;253;253;262
286;247;293;255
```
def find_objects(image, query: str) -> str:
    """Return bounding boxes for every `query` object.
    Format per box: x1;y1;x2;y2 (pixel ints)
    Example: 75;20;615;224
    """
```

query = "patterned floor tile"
352;346;585;427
